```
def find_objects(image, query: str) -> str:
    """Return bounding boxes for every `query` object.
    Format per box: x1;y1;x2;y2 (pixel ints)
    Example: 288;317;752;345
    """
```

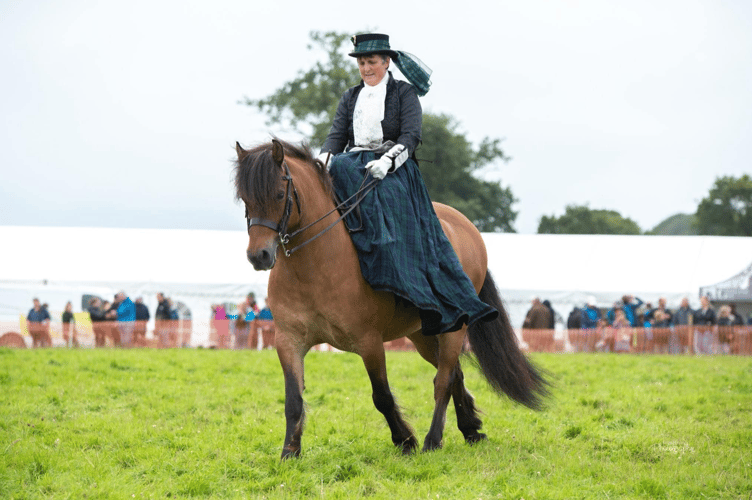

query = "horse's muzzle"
247;246;277;271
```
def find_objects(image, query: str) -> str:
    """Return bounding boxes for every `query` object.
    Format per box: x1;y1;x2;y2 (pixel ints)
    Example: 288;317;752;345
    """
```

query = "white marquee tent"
481;233;752;327
2;226;751;345
0;226;270;345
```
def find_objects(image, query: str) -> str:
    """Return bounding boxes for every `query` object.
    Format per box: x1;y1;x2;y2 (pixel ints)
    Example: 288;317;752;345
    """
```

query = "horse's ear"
236;141;246;159
271;139;284;165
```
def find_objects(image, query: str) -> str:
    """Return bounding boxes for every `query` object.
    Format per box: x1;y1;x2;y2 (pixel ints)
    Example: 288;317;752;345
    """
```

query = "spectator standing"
566;306;581;330
134;297;150;346
257;302;275;349
693;296;716;354
716;305;734;355
235;299;252;349
88;297;108;347
211;304;229;349
522;297;552;330
577;297;601;352
651;297;673;354
640;301;655;353
115;292;136;347
606;301;622;326
541;299;556;330
103;299;120;346
622;295;644;327
155;293;172;347
672;297;693;354
522;297;554;352
27;298;51;348
612;309;633;353
580;297;601;329
61;301;78;348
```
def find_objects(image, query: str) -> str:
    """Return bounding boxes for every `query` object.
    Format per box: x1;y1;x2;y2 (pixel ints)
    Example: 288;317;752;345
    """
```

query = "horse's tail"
467;271;550;410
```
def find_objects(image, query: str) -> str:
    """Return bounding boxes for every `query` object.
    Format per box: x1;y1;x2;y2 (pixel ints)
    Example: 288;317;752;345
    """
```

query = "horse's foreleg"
362;345;418;454
277;343;305;459
422;332;464;451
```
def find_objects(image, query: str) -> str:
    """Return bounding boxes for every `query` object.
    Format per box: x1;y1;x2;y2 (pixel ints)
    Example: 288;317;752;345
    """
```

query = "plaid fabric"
329;151;497;335
393;51;432;97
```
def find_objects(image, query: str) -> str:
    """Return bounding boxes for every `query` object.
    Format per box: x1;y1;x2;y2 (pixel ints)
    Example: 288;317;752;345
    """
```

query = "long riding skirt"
329;151;497;335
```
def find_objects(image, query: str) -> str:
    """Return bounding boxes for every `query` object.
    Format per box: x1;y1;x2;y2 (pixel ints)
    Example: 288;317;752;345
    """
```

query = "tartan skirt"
329;151;497;335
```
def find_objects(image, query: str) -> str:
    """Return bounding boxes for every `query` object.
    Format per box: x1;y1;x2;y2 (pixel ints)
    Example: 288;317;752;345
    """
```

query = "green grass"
1;349;751;499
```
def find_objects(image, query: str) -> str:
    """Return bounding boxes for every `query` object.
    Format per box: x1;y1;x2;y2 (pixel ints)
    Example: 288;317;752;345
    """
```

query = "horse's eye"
276;191;285;201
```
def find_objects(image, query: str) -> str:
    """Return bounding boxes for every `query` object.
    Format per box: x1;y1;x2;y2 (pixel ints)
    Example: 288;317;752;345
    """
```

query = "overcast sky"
2;0;751;234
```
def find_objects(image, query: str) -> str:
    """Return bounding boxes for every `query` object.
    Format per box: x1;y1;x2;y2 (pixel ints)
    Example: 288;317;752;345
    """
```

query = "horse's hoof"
421;439;443;452
281;446;301;460
399;436;419;455
465;432;487;445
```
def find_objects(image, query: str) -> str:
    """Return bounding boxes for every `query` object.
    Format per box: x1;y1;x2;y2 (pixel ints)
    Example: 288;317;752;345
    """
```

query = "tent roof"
699;262;752;302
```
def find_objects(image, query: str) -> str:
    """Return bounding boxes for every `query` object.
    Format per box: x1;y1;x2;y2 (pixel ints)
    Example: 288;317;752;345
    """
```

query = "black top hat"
349;33;398;59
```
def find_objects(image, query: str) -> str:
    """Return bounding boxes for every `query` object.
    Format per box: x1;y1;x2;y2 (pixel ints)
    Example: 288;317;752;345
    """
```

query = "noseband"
245;157;379;257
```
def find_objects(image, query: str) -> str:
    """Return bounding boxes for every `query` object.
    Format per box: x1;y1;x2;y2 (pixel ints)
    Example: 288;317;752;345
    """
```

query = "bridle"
245;159;379;257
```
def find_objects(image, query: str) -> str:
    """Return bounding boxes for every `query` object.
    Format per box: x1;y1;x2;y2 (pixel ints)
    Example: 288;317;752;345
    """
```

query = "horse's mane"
234;139;334;217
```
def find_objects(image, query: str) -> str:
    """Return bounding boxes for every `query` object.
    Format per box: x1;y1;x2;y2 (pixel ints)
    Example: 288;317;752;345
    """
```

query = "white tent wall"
0;227;270;346
483;234;752;329
2;227;752;346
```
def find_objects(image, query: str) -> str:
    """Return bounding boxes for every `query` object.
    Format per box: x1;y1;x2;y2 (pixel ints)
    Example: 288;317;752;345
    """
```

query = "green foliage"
241;31;359;147
646;213;699;235
1;348;751;499
695;174;752;236
538;204;642;234
242;30;517;233
419;114;516;232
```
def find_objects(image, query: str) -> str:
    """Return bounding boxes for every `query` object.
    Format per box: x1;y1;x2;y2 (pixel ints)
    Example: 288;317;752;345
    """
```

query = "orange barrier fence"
530;325;752;355
4;318;751;355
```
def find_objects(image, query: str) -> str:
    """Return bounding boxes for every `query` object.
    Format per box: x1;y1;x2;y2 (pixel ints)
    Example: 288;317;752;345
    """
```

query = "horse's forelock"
234;139;334;216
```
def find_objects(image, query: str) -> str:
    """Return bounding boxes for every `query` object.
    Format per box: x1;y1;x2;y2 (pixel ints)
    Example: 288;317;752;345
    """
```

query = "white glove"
365;156;391;179
317;151;332;170
365;144;407;180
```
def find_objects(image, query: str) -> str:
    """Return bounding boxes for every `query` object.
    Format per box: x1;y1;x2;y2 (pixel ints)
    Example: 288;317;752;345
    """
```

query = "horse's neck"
280;171;359;284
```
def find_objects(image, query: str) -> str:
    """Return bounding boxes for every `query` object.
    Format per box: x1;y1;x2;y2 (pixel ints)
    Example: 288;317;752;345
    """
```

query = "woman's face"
358;55;389;86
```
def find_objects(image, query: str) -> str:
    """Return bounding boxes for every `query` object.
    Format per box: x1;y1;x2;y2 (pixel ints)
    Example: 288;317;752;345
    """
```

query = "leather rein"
246;160;379;257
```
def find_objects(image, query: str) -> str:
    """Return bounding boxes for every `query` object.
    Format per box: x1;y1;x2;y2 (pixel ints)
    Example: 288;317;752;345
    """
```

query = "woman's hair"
357;54;389;64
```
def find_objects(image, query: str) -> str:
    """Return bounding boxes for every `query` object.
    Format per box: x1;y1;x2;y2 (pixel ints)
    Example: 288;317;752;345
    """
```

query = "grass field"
1;348;751;499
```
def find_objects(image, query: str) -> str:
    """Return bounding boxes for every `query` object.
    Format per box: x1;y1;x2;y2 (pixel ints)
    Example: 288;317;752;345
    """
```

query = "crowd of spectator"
525;294;752;355
209;293;274;349
20;292;193;348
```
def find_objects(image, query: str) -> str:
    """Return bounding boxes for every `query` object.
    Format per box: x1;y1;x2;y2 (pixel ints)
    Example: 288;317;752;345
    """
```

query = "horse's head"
234;139;301;270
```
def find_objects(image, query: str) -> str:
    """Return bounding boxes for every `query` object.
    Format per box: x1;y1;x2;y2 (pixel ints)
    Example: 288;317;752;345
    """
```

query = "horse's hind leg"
277;341;306;459
450;365;486;444
361;343;418;454
422;330;465;451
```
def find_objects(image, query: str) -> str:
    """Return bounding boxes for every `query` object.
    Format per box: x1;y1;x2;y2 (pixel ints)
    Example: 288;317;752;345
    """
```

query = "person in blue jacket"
115;291;136;347
621;295;644;327
580;296;602;329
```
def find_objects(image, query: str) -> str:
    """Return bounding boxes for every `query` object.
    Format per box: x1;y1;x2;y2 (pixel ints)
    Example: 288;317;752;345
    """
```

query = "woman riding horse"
319;33;497;336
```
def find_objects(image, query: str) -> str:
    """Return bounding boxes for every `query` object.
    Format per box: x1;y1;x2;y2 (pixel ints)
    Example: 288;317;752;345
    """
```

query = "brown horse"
234;139;547;459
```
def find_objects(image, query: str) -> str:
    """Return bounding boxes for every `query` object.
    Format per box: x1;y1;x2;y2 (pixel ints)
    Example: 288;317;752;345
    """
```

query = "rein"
246;159;379;257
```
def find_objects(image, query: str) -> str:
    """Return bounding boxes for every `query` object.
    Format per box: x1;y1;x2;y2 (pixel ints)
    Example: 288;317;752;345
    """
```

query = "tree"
242;30;517;232
537;205;642;234
242;31;359;147
695;175;752;236
646;213;698;235
419;114;516;232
